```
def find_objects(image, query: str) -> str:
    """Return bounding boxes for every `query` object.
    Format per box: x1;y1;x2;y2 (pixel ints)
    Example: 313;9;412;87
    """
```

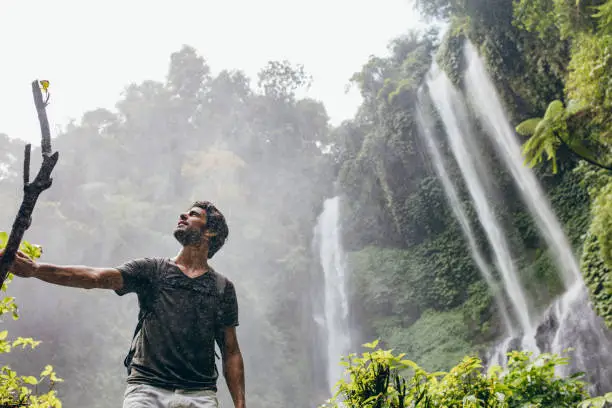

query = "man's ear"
204;230;218;239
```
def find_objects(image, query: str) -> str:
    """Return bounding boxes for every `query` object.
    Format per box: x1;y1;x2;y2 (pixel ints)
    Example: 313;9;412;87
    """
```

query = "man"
2;201;246;408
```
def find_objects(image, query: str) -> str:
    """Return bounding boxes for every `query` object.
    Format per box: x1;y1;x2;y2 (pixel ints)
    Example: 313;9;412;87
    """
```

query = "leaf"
543;100;565;121
39;80;50;92
516;118;542;136
22;376;38;385
363;339;380;349
49;372;64;382
0;330;8;340
19;241;42;260
41;365;53;377
565;99;588;116
400;359;420;369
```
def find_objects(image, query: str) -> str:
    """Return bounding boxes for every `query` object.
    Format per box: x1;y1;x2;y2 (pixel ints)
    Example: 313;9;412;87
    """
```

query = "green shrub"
320;339;612;408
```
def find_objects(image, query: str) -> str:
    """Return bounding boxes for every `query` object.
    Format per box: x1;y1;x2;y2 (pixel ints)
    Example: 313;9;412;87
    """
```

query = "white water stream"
426;66;534;336
314;196;352;394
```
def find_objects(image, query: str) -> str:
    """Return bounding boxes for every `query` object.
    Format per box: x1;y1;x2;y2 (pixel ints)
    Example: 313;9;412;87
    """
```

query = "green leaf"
363;339;380;349
41;365;53;377
565;99;588;116
543;100;565;120
516;118;542;136
19;241;42;260
22;376;38;385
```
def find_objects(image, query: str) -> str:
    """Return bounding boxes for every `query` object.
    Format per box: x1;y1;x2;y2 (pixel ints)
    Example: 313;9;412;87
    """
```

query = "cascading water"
314;196;352;395
463;41;581;288
419;40;612;395
425;66;534;338
415;99;513;335
460;41;612;395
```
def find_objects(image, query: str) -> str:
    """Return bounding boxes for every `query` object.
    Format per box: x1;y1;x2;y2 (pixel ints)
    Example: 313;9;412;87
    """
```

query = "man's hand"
0;249;38;278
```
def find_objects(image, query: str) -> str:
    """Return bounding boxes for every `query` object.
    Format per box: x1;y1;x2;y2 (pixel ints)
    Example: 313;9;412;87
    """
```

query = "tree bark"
0;81;59;287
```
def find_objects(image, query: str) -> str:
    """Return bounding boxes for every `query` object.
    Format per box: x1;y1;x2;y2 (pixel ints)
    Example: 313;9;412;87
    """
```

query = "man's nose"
179;213;187;220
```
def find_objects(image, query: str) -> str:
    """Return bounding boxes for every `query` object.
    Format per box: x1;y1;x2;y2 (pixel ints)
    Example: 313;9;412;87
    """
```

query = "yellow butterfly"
39;80;50;92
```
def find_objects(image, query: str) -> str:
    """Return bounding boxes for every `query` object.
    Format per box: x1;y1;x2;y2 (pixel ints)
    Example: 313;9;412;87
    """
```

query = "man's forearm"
223;351;245;408
34;263;108;289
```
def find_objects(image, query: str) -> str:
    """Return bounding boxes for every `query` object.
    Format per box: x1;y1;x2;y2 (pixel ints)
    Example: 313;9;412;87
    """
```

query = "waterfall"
419;40;612;395
425;65;534;336
314;196;352;395
462;41;581;289
415;99;513;335
460;41;612;395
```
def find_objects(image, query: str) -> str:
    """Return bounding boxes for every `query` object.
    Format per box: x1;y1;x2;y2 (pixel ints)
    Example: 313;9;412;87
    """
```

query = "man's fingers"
0;249;29;261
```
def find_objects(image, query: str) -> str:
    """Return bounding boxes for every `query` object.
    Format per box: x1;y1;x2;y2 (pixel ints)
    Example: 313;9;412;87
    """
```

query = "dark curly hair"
192;201;229;259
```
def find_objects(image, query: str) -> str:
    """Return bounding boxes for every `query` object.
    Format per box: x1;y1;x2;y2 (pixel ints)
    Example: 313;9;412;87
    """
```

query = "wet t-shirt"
115;257;239;390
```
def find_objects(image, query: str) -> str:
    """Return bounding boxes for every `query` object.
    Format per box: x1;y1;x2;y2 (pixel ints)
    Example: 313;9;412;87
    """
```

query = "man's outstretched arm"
0;249;124;290
223;326;246;408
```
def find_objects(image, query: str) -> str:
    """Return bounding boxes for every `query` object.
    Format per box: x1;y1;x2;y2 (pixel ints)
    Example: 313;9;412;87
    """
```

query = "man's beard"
173;227;204;247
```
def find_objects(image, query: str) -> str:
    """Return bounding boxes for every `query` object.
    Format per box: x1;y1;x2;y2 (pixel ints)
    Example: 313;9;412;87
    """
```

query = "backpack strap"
213;271;227;360
123;259;163;375
124;310;149;375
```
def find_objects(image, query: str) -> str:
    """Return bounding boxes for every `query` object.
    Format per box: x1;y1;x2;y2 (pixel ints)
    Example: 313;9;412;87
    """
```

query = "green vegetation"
0;233;63;407
511;0;612;327
321;340;612;408
333;2;611;396
1;0;611;405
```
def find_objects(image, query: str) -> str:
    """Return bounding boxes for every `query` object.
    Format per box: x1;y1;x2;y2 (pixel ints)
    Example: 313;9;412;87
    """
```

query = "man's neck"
174;245;210;271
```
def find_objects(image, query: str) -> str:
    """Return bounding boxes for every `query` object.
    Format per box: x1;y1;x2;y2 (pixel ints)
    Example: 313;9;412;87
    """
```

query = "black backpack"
123;269;228;375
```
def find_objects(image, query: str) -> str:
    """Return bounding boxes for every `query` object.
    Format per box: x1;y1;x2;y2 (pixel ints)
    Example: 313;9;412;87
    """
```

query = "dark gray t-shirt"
115;257;239;390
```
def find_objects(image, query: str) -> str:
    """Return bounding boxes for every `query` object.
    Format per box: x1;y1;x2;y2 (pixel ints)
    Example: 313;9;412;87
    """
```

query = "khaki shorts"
122;383;218;408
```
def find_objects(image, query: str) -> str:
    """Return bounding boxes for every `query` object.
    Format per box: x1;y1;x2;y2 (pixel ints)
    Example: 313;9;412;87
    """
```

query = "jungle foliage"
332;0;610;396
321;340;612;408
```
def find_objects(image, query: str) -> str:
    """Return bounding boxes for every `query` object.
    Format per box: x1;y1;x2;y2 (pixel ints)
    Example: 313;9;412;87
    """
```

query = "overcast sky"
0;0;424;145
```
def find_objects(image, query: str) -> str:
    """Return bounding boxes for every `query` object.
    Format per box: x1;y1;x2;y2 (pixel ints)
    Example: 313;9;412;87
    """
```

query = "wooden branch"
23;144;31;185
0;80;59;288
32;81;52;155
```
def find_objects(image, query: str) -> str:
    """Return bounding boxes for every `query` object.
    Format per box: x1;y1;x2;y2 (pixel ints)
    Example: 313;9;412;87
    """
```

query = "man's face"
173;206;208;246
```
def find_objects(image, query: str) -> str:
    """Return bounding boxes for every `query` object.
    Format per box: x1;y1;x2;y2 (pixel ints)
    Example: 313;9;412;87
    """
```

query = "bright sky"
0;0;424;145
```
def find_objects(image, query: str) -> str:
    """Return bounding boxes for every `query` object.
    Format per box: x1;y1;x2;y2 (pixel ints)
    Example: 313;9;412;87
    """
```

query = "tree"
256;60;312;102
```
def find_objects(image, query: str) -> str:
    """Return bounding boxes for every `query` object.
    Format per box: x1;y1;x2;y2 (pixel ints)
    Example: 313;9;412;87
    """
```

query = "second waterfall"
313;196;352;396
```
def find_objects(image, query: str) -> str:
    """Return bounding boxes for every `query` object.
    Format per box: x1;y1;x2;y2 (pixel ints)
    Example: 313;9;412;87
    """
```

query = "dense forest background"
1;0;611;407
